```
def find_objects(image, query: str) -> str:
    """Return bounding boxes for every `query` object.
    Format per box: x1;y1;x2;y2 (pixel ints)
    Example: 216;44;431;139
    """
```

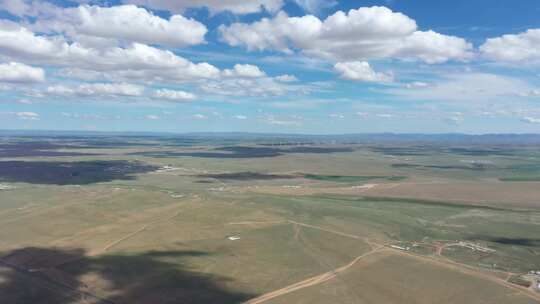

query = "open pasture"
1;135;539;303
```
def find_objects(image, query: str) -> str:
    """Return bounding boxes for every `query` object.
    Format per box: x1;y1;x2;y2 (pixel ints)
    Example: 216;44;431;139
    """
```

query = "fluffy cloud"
0;24;220;82
275;74;298;82
0;24;66;60
145;114;160;120
200;77;313;97
32;5;207;48
154;89;197;101
376;113;396;119
0;24;297;97
263;115;302;126
334;61;393;83
521;117;540;124
389;73;535;103
220;7;473;63
222;64;266;78
201;78;284;96
124;0;284;15
220;12;322;53
524;89;540;97
193;113;207;119
0;0;57;18
16;111;39;120
444;112;465;125
47;83;144;97
0;0;31;16
0;62;45;83
480;29;540;63
60;112;117;120
329;113;345;119
405;81;429;89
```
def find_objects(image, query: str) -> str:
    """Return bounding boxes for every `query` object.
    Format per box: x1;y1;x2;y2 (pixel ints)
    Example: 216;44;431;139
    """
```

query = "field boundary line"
95;208;183;255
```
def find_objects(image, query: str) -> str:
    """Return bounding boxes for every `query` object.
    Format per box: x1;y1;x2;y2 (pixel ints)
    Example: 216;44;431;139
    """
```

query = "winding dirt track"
244;220;540;304
245;220;385;304
97;208;183;255
244;246;385;304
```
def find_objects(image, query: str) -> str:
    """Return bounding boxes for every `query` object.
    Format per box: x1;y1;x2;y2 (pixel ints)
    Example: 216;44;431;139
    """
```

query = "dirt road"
243;220;540;304
244;246;385;304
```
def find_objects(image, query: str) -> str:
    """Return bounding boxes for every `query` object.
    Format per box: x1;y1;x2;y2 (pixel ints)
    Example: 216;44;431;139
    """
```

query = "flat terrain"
0;135;539;303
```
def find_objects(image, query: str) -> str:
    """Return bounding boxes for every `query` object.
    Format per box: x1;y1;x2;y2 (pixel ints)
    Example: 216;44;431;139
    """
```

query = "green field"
303;174;407;183
1;136;540;303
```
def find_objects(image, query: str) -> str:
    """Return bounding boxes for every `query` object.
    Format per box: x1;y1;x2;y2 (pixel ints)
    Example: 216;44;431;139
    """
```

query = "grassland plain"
267;252;538;304
1;136;540;303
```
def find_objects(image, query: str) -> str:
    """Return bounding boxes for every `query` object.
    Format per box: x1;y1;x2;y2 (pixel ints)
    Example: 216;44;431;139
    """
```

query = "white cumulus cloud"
522;116;540;124
0;62;45;83
193;113;207;119
145;114;160;120
389;73;536;103
405;81;429;89
220;7;472;63
275;74;298;82
154;89;197;101
0;25;220;83
334;61;393;83
480;29;540;63
16;111;39;120
32;5;207;48
200;77;312;97
222;64;266;78
0;0;57;18
47;83;144;97
124;0;284;15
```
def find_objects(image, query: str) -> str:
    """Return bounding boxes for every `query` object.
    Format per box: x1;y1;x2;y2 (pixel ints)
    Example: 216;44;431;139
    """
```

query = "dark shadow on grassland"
0;247;253;304
0;161;158;185
467;236;540;247
392;163;492;171
369;143;516;156
197;172;407;182
303;174;406;182
446;147;516;156
0;141;100;157
369;146;432;156
194;180;216;184
2;139;156;150
370;145;517;157
315;195;513;212
196;172;298;181
216;146;355;155
129;146;355;159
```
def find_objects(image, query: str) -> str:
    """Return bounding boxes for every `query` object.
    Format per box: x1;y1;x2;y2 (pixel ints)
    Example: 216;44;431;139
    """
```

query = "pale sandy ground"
236;181;540;210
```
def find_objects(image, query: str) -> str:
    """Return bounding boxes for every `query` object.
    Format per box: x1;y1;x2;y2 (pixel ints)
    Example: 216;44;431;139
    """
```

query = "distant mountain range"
2;130;540;144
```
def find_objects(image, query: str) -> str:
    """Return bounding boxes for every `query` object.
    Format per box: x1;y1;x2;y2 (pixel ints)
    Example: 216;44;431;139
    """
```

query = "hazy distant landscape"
1;0;540;303
0;132;539;303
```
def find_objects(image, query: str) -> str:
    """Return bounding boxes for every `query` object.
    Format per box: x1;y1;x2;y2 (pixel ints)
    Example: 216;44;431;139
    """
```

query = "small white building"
390;245;409;251
227;236;241;241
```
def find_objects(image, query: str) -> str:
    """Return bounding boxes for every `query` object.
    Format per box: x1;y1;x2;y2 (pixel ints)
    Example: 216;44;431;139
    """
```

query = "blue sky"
0;0;539;134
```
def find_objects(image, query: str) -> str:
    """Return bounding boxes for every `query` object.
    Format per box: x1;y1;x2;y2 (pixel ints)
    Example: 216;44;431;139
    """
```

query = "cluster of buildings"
0;183;13;190
526;271;540;291
390;245;410;251
155;165;180;173
454;241;495;253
